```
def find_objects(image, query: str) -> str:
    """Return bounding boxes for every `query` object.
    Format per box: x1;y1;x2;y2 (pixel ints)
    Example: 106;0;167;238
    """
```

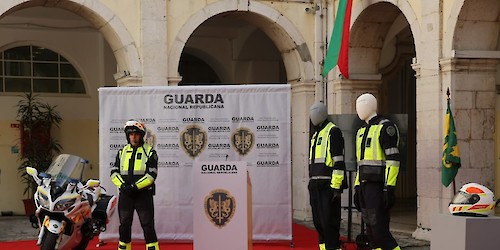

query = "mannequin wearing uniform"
353;93;401;250
308;102;346;250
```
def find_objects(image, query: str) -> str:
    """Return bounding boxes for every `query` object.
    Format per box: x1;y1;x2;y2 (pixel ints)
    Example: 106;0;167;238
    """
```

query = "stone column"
290;81;315;221
411;0;442;241
441;58;498;189
141;0;168;86
328;76;382;114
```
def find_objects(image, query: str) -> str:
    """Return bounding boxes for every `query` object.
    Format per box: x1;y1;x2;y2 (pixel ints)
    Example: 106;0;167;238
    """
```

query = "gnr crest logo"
231;127;254;156
204;189;235;228
180;124;207;158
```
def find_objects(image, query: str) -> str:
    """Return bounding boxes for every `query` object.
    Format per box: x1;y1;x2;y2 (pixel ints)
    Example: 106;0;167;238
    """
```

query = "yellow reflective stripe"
314;158;326;163
386;165;399;186
373;124;385;160
120;147;129;173
146;242;159;250
354;172;360;186
358;160;384;166
356;128;364;160
333;169;344;175
135;174;154;189
331;170;344;189
110;173;124;188
309;132;317;160
386;160;400;167
333;155;344;162
385;147;399;155
118;241;131;250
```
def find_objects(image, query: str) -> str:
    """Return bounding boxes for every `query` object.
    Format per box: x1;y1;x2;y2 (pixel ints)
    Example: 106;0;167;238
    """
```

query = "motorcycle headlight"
37;192;50;208
54;198;76;211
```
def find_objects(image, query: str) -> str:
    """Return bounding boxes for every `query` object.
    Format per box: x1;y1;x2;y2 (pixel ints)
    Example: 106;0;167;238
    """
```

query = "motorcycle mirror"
86;179;100;188
26;167;38;177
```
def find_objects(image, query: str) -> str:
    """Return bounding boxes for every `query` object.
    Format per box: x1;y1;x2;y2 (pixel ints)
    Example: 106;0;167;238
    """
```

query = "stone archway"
333;0;419;234
441;0;499;206
0;0;141;82
168;0;317;220
168;0;314;85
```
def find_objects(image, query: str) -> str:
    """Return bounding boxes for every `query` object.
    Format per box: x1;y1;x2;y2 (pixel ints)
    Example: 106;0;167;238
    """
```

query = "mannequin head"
356;93;378;122
309;102;328;126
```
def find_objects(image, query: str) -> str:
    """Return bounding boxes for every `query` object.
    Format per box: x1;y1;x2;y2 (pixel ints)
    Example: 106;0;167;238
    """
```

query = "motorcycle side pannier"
92;194;117;231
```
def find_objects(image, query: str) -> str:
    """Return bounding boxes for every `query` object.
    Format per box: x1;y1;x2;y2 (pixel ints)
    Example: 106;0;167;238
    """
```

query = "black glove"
120;183;138;196
384;186;396;210
331;188;341;202
353;186;361;212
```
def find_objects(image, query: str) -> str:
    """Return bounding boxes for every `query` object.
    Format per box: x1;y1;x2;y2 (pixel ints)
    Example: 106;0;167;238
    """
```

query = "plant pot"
22;198;35;216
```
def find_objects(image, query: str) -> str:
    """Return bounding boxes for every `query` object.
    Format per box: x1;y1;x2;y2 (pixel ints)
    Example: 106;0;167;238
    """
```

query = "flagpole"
446;87;457;194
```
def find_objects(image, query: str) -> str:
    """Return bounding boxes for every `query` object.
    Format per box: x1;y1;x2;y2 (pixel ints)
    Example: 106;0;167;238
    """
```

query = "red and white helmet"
124;119;146;142
448;183;495;217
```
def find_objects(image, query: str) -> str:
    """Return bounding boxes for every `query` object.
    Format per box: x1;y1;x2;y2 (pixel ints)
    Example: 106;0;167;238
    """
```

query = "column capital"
331;78;382;92
167;76;183;86
290;82;315;95
117;76;142;87
440;58;500;73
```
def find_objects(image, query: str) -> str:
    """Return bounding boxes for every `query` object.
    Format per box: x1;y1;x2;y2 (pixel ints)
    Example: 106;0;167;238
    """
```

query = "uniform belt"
310;176;331;180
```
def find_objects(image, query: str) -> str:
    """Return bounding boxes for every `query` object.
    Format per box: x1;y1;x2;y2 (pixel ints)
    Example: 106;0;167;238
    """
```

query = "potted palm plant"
16;93;63;215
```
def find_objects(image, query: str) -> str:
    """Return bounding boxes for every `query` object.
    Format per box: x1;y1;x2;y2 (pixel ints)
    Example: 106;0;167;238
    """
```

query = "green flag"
322;0;352;79
442;97;461;187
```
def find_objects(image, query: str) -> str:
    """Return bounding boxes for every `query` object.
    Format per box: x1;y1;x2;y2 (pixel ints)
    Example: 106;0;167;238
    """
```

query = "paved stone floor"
295;218;429;250
0;215;429;249
0;215;39;242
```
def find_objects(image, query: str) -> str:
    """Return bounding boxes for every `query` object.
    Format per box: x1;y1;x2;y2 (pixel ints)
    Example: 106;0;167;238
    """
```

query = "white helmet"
309;102;328;126
356;93;377;122
449;183;496;217
124;119;146;142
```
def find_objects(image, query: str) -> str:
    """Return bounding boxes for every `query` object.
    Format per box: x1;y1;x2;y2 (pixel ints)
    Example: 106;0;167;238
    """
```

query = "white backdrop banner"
98;85;292;241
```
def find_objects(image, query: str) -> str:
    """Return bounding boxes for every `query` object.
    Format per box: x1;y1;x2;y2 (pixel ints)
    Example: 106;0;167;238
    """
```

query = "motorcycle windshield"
46;154;87;188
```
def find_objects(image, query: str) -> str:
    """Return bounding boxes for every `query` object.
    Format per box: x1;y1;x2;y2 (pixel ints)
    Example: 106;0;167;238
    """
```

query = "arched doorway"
179;13;287;85
349;2;417;230
169;0;317;221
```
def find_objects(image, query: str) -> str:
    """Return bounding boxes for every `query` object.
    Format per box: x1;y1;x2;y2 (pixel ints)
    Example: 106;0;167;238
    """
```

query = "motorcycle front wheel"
40;230;58;250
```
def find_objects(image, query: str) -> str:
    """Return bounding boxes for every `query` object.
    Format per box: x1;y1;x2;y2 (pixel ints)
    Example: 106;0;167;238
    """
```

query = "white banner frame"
98;85;292;241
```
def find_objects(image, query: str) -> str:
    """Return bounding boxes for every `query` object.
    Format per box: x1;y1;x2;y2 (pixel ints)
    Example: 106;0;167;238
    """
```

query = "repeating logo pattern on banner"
98;85;292;241
180;124;207;158
204;189;236;228
231;127;254;156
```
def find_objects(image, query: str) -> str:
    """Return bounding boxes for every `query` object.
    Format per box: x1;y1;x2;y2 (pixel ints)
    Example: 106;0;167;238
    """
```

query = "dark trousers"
118;190;158;244
308;179;341;249
359;182;398;250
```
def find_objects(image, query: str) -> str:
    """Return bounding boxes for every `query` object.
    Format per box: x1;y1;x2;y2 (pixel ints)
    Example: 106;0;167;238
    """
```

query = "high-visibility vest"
309;122;345;188
119;144;153;176
355;119;400;185
310;122;335;167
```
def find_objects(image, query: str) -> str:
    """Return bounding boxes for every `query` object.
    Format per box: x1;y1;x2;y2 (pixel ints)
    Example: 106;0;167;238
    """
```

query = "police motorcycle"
26;154;117;250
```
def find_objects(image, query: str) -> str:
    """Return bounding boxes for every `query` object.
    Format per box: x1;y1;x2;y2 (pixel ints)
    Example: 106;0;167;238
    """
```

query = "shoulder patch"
386;126;396;136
